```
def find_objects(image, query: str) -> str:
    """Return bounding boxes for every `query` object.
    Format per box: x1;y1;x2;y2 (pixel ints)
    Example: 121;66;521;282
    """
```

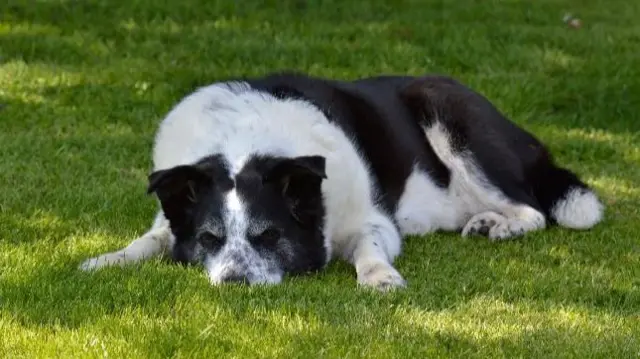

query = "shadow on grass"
1;240;637;356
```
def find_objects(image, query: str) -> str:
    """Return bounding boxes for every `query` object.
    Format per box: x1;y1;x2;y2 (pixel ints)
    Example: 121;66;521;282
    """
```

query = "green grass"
1;0;639;357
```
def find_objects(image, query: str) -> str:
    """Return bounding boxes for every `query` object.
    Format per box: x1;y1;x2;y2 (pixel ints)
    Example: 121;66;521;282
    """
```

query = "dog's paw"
488;220;527;240
78;253;124;271
357;262;407;291
462;211;505;237
462;211;529;240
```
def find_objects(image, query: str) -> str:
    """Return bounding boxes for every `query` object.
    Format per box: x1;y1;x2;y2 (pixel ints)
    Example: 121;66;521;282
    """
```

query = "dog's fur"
79;72;604;290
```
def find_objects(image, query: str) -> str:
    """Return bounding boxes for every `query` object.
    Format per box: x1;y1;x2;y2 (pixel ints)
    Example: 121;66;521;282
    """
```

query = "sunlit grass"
395;295;635;343
1;0;639;358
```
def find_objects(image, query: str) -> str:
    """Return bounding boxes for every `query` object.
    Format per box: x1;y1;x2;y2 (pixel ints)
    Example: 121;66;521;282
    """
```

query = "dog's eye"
198;232;224;249
252;228;281;247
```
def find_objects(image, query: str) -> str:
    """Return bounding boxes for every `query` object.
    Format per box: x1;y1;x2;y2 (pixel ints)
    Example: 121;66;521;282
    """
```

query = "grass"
1;0;639;357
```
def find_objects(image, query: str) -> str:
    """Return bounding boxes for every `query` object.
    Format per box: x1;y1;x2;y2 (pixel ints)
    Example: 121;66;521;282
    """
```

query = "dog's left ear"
263;155;327;226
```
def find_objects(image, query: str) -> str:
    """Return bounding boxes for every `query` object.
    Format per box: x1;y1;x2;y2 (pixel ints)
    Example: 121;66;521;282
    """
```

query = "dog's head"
147;154;329;285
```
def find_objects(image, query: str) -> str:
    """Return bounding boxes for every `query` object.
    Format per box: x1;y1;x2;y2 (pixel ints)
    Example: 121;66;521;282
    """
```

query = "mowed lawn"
1;0;639;357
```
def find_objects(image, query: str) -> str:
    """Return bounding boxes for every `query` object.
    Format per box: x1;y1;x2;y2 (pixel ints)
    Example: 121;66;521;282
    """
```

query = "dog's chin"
206;271;284;286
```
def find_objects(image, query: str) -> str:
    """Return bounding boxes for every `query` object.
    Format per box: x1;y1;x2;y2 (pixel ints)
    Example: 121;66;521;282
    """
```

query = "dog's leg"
344;210;406;291
399;76;562;240
79;211;172;270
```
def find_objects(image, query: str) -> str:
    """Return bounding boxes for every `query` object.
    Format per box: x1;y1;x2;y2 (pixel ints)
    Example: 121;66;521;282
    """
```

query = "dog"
79;72;604;290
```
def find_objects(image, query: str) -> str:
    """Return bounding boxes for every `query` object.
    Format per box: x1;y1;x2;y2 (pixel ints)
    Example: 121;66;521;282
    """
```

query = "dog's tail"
533;164;604;229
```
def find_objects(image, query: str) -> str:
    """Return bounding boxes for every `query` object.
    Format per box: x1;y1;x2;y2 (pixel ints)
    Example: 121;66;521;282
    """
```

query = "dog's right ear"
147;165;214;225
263;155;327;227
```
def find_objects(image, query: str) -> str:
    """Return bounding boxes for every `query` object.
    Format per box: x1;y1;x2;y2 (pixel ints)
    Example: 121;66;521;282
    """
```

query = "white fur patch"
552;188;603;229
395;165;457;235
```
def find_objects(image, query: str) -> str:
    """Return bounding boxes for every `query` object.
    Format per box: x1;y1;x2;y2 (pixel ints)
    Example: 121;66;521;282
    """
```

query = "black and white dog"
80;72;604;290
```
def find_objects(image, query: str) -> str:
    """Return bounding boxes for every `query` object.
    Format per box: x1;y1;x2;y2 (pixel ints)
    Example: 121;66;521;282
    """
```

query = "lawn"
1;0;639;357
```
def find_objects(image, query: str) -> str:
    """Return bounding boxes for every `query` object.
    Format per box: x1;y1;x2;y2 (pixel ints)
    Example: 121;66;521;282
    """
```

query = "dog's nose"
222;274;249;284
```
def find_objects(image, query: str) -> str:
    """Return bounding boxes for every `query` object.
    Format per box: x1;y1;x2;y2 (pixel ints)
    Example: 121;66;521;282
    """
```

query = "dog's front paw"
357;262;407;291
78;253;124;271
